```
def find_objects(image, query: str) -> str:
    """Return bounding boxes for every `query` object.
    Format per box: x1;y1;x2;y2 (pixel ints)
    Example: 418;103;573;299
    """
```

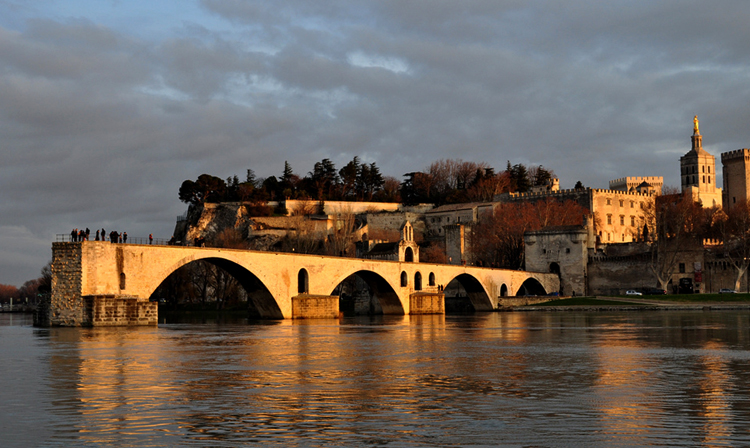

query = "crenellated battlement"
499;187;653;201
721;148;750;162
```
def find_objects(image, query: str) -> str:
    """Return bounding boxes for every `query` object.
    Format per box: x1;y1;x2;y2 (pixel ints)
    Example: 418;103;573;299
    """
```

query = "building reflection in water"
34;311;750;446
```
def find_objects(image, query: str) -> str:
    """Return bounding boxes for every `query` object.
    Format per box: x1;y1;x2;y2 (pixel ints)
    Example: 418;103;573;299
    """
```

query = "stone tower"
680;116;722;208
721;148;750;210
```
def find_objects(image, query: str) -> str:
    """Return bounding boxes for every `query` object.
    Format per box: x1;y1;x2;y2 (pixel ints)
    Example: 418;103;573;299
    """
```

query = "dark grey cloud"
2;0;750;285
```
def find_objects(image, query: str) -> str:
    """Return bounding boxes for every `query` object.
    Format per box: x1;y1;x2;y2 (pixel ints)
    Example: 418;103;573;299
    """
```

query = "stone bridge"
44;241;559;326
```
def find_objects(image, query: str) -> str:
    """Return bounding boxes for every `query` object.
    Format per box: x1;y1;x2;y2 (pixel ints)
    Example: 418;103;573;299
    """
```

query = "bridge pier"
292;294;339;319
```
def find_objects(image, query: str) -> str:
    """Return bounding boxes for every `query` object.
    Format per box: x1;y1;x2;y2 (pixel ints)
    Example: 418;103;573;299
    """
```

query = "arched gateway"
41;241;559;326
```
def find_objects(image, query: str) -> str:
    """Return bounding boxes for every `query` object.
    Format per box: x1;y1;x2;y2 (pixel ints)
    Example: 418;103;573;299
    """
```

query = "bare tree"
717;200;750;291
649;192;707;292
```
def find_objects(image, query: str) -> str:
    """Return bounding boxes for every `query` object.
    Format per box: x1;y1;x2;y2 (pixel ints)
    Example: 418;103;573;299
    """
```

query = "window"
679;263;685;273
298;269;309;294
621;234;625;241
119;272;126;290
400;271;408;287
429;273;435;286
619;200;624;207
607;214;612;225
607;198;611;205
703;175;706;184
607;233;611;241
542;249;546;254
631;216;635;226
709;166;711;173
620;215;625;226
702;166;705;173
566;248;570;254
630;201;634;208
709;176;711;184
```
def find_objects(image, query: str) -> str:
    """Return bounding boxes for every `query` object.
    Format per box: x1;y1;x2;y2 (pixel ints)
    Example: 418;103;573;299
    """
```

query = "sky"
2;0;750;286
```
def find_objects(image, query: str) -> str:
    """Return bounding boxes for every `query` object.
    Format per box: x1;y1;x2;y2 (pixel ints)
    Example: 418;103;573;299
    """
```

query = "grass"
528;297;641;307
624;293;750;303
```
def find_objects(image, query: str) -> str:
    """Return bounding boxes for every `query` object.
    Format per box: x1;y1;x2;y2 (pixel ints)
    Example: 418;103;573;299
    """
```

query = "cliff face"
174;203;265;246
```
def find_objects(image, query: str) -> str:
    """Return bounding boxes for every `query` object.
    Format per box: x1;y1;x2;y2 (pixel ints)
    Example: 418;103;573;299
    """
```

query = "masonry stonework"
44;241;558;326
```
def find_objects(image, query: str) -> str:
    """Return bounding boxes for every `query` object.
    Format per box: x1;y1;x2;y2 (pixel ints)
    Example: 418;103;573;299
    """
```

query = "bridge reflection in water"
12;311;750;446
45;241;557;326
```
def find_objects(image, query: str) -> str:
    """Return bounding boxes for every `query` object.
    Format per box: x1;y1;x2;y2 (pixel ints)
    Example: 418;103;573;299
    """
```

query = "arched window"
404;247;414;262
415;272;422;291
400;271;408;287
500;284;508;297
428;272;436;286
119;272;126;290
298;268;309;294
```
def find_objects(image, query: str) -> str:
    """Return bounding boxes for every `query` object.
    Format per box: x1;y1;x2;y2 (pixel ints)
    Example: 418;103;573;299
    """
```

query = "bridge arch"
443;273;493;312
515;277;547;296
149;255;283;319
329;269;405;315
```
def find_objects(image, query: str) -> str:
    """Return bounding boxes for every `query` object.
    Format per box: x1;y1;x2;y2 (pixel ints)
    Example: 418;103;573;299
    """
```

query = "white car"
625;290;642;296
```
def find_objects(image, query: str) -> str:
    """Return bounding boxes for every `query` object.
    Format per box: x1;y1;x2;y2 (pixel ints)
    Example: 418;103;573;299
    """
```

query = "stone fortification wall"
705;260;749;292
587;257;655;295
365;212;425;237
285;200;396;215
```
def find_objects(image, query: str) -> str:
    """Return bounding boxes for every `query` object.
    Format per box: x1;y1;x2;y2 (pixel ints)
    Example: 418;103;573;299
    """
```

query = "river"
2;310;750;447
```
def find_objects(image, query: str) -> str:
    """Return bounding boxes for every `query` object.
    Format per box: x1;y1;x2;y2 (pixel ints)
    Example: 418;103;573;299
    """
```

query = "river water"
2;310;750;447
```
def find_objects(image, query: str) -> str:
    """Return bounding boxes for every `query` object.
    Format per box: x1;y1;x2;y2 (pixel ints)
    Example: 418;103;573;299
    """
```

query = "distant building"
529;177;560;194
721;148;750;210
680;116;722;208
362;221;419;262
609;176;663;195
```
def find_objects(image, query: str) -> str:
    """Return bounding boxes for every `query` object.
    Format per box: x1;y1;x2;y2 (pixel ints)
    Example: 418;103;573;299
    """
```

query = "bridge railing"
56;234;173;246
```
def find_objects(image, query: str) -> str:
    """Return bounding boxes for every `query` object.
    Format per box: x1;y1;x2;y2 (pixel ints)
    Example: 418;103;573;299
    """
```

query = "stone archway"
516;278;547;296
150;257;284;319
331;270;405;316
443;273;493;312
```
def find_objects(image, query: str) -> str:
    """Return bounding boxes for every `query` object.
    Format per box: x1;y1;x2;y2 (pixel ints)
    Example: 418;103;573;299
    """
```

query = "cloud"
2;0;750;284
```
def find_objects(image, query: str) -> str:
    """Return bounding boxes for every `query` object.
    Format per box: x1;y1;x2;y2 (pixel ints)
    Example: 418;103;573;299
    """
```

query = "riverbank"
513;294;750;312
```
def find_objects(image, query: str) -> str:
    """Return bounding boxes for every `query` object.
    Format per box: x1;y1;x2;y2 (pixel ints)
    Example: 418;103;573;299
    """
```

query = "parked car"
642;288;667;295
719;288;737;294
625;290;642;296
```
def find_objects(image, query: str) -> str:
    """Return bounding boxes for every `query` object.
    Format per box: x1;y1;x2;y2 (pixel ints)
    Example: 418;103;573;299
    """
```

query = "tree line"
178;158;562;209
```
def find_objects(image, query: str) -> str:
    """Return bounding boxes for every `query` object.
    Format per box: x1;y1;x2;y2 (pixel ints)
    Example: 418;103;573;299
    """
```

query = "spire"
691;115;703;153
693;115;700;136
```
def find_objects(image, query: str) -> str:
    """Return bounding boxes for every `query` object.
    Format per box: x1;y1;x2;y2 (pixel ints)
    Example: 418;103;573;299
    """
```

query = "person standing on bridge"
123;232;127;244
149;234;153;245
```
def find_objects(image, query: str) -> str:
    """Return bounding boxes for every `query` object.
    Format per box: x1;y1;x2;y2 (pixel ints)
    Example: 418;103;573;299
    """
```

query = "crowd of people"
69;228;155;245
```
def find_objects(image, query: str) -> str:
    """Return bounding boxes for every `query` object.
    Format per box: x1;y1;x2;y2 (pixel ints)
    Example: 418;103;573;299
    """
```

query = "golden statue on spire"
694;115;700;135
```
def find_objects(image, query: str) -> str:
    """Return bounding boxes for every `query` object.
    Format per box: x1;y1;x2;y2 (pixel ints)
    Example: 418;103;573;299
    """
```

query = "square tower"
721;148;750;210
680;116;722;208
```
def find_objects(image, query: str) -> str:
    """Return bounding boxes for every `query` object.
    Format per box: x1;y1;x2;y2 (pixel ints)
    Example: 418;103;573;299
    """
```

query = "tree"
574;180;585;190
470;198;587;269
310;158;338;200
339;157;360;199
178;174;227;205
528;165;555;187
716;200;750;291
508;163;531;193
650;192;708;293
